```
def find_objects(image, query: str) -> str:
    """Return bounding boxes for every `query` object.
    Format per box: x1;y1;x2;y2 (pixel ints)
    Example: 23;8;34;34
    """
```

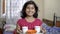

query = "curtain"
6;0;30;24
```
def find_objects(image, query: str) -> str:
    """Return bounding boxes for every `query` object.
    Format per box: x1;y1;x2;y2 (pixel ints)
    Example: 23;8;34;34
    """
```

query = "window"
5;0;30;24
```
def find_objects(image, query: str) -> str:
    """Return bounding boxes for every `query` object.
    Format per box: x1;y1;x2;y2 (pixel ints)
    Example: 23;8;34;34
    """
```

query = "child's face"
26;4;35;17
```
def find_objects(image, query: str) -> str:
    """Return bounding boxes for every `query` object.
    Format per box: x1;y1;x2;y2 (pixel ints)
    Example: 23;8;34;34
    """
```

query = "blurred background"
0;0;60;34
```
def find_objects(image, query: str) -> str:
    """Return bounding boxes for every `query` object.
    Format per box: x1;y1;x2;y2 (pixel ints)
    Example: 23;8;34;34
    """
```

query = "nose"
29;8;32;12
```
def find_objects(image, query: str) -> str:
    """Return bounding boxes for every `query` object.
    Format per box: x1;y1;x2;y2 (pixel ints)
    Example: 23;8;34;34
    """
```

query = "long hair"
21;1;38;18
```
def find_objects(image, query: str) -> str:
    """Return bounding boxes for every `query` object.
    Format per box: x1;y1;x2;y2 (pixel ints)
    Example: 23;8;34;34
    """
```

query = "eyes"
26;6;35;10
26;4;35;10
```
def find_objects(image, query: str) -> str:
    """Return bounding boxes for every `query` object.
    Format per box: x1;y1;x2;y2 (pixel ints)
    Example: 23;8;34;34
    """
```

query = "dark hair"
21;1;38;18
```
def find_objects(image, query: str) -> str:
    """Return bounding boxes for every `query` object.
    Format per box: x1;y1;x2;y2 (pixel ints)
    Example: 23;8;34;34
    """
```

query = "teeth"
30;12;32;13
30;12;33;13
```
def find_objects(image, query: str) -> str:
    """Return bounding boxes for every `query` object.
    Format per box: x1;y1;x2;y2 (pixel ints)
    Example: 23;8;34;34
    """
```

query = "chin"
28;14;34;16
28;15;33;17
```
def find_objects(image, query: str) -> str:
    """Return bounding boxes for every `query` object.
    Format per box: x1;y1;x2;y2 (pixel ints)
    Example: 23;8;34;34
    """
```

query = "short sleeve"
37;19;42;26
17;19;22;27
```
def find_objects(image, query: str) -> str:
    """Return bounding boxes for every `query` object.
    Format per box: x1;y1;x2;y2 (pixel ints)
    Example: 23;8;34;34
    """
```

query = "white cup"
35;26;41;33
22;26;28;33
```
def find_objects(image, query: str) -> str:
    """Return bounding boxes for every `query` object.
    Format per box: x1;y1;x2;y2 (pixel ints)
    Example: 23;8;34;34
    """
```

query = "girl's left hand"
41;28;46;34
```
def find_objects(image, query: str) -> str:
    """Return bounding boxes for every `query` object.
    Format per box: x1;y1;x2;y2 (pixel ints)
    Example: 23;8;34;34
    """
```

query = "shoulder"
36;18;42;24
34;18;42;26
36;18;42;22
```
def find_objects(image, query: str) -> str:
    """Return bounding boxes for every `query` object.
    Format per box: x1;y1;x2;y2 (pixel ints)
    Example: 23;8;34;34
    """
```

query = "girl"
14;1;46;34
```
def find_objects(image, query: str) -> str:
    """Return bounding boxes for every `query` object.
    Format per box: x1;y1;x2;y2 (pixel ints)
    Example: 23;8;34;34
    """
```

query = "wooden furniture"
56;21;60;27
53;13;60;27
43;19;53;27
0;28;3;34
43;13;60;27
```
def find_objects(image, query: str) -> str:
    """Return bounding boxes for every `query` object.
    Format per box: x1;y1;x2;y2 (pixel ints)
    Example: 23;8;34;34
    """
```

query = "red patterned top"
17;18;42;30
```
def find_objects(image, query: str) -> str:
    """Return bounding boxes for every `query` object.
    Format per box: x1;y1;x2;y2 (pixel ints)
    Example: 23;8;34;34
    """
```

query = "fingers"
41;27;46;34
16;24;20;31
16;24;21;34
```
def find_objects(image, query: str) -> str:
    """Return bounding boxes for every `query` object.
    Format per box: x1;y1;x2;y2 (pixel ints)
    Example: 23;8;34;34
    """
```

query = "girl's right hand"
17;30;22;33
16;24;22;34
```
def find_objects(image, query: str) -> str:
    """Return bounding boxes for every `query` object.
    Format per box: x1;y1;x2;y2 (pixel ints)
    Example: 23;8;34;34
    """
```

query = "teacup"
22;26;28;33
35;26;41;33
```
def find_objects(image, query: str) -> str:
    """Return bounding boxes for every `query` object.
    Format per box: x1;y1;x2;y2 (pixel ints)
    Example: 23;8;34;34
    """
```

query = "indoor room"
0;0;60;34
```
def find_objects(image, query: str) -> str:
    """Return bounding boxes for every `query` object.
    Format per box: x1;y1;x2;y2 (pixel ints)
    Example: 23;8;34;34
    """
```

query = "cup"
35;26;41;33
22;26;28;33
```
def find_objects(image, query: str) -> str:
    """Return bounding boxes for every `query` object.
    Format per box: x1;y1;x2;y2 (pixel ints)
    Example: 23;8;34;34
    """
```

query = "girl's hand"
42;28;46;34
17;30;22;33
16;24;22;34
40;26;46;34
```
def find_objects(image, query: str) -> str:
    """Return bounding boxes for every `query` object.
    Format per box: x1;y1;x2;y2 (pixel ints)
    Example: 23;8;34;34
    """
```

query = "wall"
33;0;44;20
44;0;60;21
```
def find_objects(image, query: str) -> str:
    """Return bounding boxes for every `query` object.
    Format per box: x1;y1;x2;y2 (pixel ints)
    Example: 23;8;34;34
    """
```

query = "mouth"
28;11;34;14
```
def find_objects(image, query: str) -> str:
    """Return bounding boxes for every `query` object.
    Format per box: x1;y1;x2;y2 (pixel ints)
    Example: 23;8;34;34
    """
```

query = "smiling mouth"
28;12;34;13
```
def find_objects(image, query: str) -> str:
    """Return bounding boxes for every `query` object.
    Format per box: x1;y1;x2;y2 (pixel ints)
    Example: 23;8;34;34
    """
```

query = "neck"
25;16;35;23
26;16;34;19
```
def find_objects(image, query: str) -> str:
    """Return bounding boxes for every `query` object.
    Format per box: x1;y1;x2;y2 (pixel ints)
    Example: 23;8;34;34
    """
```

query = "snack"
26;30;37;34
